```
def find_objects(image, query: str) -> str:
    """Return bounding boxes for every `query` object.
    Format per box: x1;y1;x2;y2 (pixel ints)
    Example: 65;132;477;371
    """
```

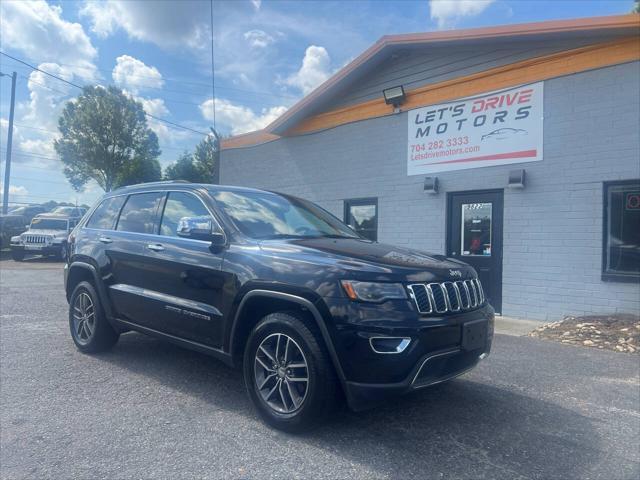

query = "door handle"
147;243;165;252
98;236;112;244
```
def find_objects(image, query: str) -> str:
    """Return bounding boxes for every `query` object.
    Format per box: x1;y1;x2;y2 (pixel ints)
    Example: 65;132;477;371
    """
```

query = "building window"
344;198;378;241
603;180;640;282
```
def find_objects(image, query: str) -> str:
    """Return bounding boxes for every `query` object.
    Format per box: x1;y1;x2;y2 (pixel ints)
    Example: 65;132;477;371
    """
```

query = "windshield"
30;218;68;230
209;189;360;240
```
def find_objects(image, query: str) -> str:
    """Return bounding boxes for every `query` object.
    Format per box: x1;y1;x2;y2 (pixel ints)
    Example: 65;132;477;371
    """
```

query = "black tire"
11;250;24;262
55;243;68;262
69;281;119;353
243;311;339;432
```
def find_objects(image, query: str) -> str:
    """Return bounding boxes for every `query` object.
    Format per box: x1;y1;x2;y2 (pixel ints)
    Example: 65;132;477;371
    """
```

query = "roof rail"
111;180;192;192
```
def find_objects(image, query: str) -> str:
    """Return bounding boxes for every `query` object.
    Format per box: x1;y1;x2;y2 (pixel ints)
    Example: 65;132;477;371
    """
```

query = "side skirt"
113;318;234;367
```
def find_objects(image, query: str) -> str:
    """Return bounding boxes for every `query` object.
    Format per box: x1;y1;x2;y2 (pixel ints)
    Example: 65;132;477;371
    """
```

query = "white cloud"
0;0;97;80
199;98;287;135
251;0;262;11
23;63;74;133
0;183;29;201
126;94;190;145
286;45;332;95
429;0;496;29
112;55;164;95
81;0;210;50
243;29;275;49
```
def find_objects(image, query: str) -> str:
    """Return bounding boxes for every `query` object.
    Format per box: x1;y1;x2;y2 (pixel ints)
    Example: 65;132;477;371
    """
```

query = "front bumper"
322;299;494;410
11;244;63;255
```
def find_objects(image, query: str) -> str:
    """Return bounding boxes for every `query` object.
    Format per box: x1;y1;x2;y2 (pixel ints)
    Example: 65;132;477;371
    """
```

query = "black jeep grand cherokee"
65;182;494;431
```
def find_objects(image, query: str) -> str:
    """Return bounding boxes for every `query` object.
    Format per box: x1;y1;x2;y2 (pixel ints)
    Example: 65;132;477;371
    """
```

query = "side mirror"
177;216;226;246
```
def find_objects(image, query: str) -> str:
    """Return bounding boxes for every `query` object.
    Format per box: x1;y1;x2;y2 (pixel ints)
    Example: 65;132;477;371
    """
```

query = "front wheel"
55;243;68;261
11;249;24;262
243;312;339;432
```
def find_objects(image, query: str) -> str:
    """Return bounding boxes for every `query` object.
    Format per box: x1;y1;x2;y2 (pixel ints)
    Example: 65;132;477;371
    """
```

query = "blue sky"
0;0;635;206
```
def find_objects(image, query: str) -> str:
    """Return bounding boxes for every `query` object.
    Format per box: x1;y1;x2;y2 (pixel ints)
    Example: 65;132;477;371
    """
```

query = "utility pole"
1;71;17;214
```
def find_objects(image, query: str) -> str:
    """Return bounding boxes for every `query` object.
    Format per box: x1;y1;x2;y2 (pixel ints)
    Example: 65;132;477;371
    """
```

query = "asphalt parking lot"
1;258;639;480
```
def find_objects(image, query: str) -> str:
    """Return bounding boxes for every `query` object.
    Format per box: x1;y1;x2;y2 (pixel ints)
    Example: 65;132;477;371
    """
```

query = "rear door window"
85;196;126;230
116;192;165;234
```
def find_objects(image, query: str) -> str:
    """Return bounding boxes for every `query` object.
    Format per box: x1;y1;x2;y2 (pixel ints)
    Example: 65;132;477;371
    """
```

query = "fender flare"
230;289;346;383
66;261;114;319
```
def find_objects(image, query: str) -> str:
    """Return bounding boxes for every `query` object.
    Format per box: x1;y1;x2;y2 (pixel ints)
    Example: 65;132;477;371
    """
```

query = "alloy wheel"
254;333;309;414
72;292;95;345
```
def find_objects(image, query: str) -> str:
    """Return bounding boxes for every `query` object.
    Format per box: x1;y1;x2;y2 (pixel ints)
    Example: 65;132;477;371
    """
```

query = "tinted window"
604;180;640;279
160;192;211;237
345;198;378;241
30;218;68;230
209;189;358;240
116;192;164;234
86;196;126;230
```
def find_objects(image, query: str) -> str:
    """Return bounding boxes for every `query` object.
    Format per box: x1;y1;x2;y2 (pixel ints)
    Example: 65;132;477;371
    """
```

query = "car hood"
258;237;476;282
22;229;67;237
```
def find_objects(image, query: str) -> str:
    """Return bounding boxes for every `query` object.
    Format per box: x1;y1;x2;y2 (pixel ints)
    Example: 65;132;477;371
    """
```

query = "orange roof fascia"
285;37;640;136
221;130;280;149
221;14;640;149
266;14;639;133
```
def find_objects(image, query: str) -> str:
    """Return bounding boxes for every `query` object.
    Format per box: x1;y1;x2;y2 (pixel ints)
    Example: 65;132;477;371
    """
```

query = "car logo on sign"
449;269;462;278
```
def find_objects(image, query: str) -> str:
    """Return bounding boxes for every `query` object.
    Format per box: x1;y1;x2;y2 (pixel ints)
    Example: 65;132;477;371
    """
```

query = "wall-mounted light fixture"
383;85;406;108
424;176;439;194
507;169;526;189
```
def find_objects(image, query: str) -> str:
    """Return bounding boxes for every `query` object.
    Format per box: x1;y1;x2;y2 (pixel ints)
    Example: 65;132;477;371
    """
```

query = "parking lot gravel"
1;258;639;479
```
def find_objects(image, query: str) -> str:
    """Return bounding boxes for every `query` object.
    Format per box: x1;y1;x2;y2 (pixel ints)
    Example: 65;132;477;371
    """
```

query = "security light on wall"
424;176;439;194
507;169;526;189
383;86;406;107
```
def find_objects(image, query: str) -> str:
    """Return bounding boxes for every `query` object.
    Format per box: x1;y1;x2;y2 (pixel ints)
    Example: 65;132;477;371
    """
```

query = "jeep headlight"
341;280;407;302
10;235;21;244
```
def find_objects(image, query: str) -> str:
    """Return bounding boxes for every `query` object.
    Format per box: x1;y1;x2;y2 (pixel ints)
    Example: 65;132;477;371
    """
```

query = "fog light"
370;337;411;354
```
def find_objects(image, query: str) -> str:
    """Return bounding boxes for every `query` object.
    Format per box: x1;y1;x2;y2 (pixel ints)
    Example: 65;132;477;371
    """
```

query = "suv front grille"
23;235;49;245
408;279;485;315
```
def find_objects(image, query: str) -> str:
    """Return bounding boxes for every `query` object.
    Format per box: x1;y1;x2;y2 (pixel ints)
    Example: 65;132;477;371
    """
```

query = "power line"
4;56;298;101
0;51;209;136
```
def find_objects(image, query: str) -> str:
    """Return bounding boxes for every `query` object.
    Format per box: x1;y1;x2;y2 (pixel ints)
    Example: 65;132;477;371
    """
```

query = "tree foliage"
163;134;219;183
54;86;162;192
163;152;203;182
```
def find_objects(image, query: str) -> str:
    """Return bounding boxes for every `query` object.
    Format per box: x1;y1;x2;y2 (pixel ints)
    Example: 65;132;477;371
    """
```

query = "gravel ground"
1;258;639;480
529;314;640;353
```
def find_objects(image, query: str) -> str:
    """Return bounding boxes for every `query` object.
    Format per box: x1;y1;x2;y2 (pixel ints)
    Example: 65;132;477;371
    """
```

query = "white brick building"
219;15;640;320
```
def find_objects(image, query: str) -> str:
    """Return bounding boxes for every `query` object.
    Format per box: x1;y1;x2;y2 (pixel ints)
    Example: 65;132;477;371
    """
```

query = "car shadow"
97;332;603;480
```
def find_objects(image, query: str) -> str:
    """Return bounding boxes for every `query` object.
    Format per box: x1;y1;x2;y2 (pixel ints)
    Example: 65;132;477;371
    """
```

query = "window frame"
602;179;640;283
82;189;227;245
344;197;378;242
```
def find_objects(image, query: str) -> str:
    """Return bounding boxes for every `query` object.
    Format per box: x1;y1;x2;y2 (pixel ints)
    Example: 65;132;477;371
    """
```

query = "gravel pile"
529;314;640;353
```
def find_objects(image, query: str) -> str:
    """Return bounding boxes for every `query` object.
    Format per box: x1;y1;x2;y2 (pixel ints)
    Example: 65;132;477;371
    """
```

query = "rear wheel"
69;281;119;353
11;250;24;262
243;312;338;432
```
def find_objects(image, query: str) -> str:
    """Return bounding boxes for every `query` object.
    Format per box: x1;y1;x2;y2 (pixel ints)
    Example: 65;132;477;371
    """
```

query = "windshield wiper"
257;233;308;240
315;234;359;239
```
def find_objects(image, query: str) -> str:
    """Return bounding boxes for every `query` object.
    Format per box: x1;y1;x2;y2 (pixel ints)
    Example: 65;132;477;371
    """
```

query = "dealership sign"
407;82;543;176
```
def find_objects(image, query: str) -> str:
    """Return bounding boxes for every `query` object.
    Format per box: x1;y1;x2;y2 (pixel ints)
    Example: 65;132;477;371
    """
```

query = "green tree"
193;133;219;183
54;86;162;192
164;152;203;182
634;0;639;13
163;133;220;183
